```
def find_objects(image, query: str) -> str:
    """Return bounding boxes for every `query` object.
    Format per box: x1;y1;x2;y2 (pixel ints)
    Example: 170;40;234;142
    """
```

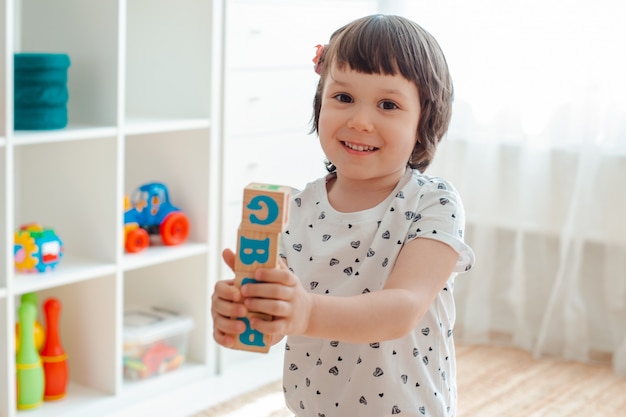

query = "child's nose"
346;105;374;132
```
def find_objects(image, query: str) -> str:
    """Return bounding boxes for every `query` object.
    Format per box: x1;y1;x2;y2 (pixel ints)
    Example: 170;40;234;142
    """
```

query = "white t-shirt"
280;168;475;417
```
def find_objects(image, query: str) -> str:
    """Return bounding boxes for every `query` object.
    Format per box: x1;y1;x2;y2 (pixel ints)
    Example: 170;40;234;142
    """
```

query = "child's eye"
333;93;353;103
379;100;399;110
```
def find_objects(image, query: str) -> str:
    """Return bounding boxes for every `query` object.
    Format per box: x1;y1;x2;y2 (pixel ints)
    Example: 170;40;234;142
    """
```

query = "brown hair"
311;14;453;172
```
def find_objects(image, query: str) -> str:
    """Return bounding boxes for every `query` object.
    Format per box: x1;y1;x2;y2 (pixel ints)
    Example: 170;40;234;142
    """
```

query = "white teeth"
344;141;376;151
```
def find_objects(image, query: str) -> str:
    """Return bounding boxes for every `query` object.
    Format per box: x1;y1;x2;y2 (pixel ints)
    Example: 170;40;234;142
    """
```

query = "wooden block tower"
232;182;290;353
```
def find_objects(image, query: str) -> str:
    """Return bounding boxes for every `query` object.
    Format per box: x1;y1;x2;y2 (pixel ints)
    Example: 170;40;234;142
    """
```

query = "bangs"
330;15;417;80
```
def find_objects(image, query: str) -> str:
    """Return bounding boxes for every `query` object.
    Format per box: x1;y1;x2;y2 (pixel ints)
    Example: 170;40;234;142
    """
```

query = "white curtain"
386;0;626;375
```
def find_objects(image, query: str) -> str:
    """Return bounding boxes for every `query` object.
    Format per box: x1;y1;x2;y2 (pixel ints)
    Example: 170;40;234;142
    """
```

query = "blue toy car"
124;182;190;253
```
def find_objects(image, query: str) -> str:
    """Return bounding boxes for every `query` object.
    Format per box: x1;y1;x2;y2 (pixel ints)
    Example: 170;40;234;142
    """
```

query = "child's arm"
240;237;458;343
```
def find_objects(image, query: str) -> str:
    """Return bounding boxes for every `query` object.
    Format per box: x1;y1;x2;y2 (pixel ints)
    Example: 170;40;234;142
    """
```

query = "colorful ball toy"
14;223;63;273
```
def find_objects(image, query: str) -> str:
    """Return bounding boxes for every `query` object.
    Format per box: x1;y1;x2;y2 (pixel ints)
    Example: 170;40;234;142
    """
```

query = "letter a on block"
232;312;273;353
241;183;290;233
231;274;273;353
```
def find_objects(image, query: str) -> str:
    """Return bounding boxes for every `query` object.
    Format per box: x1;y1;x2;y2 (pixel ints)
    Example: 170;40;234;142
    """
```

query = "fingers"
251;267;298;287
213;330;237;348
213;265;308;340
240;278;292;300
213;293;247;319
212;278;243;303
222;248;236;272
212;282;246;318
211;278;247;348
213;315;246;346
247;316;289;336
243;298;298;325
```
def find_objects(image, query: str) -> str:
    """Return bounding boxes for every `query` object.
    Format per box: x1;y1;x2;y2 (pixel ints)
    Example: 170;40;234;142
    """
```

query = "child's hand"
240;264;313;338
211;249;248;348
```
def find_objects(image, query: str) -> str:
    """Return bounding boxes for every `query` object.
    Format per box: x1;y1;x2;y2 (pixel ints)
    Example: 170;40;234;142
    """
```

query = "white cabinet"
1;1;225;416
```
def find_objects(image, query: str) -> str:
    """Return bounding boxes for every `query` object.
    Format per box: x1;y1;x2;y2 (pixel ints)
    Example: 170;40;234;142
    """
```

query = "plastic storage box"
123;307;194;380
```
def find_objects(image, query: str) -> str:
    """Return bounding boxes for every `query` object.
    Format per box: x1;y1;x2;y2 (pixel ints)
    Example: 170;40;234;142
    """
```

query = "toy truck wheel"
160;212;190;246
126;228;150;253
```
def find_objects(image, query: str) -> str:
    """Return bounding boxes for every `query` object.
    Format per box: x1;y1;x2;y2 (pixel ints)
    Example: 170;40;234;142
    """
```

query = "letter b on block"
235;228;280;272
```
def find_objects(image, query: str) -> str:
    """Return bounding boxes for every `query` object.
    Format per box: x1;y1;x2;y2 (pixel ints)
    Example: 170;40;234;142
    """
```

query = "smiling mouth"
343;141;378;152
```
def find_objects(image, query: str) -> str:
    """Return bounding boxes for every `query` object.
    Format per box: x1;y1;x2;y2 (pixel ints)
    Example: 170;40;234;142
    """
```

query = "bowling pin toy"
15;292;45;352
16;301;45;410
40;297;69;401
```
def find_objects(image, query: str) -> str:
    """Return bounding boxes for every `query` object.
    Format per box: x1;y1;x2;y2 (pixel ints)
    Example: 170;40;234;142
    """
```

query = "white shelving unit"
0;1;231;416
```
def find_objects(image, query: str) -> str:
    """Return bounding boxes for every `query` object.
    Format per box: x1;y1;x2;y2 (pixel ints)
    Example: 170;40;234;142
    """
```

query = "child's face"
318;64;421;183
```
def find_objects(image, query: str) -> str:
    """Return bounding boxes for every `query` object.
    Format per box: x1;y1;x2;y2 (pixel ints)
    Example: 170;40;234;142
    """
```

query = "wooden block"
233;271;272;353
231;271;273;353
229;182;290;353
233;270;256;288
241;183;290;233
234;227;281;273
231;311;273;353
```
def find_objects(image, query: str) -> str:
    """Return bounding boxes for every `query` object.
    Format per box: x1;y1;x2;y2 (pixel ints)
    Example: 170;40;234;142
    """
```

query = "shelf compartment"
125;129;211;246
124;256;211;367
126;0;213;120
13;138;118;264
19;0;120;128
20;275;121;412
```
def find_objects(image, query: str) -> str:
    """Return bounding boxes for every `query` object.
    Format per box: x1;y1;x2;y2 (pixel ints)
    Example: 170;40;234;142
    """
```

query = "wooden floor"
456;344;626;416
192;344;626;417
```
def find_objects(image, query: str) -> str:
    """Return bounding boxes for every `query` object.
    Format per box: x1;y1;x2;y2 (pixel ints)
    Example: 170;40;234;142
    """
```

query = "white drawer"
224;68;319;137
222;132;327;205
221;131;327;248
226;0;377;69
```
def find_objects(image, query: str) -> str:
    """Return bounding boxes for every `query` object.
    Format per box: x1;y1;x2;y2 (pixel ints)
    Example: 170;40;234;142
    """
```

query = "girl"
212;14;475;417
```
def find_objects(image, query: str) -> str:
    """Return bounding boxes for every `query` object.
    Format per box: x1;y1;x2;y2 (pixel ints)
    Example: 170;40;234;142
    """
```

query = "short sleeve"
406;178;475;272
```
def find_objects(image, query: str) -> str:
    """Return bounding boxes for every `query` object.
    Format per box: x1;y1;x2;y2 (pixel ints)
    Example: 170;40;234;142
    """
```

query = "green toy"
16;301;45;410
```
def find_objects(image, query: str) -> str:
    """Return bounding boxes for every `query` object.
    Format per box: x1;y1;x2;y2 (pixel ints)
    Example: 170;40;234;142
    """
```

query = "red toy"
40;298;68;401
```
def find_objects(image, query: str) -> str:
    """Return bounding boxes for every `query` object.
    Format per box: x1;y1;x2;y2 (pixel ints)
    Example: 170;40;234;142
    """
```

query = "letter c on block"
247;195;279;225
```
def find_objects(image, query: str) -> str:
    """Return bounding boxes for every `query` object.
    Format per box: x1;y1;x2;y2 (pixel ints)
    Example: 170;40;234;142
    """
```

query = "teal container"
14;53;71;130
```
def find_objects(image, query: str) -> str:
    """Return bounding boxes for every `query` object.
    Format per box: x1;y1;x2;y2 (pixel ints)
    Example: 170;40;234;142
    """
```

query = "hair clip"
312;44;326;75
